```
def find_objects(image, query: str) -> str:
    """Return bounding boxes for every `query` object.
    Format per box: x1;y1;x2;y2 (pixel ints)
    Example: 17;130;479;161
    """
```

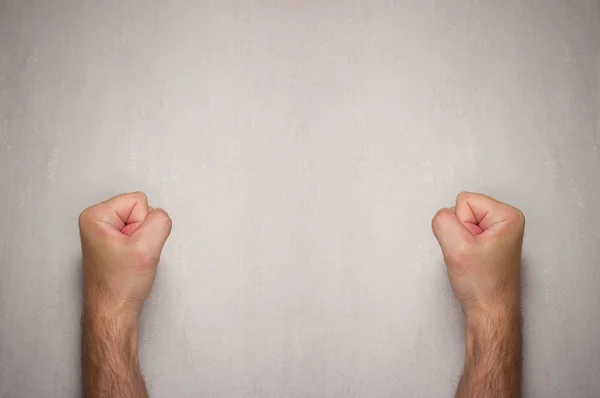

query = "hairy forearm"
456;305;522;398
82;306;148;398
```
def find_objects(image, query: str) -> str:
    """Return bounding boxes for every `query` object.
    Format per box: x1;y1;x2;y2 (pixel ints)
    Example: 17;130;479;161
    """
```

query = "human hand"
432;192;525;320
79;192;172;320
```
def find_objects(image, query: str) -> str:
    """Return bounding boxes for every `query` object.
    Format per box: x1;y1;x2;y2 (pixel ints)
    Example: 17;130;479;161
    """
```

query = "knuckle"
456;191;472;203
432;209;448;229
78;207;95;225
164;214;173;229
78;209;88;224
517;209;526;223
432;210;443;224
156;209;173;227
510;207;526;227
132;191;148;201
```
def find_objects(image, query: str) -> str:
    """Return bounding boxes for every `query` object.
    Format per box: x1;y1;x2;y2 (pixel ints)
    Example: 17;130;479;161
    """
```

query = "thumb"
132;208;173;252
432;208;474;256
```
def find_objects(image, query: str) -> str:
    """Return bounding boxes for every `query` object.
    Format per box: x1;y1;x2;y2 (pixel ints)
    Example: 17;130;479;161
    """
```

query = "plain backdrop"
1;1;599;397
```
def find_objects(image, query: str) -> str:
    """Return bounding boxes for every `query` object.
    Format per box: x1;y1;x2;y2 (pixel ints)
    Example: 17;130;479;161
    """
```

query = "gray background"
1;1;599;397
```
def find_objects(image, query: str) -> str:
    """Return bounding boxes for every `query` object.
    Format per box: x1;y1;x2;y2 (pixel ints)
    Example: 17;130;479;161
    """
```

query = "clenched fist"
79;192;172;318
432;192;525;317
432;192;524;397
80;192;172;398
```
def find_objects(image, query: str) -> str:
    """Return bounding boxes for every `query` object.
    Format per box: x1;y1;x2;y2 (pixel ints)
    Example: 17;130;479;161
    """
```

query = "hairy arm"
456;306;522;398
82;307;148;398
79;193;172;398
432;192;525;398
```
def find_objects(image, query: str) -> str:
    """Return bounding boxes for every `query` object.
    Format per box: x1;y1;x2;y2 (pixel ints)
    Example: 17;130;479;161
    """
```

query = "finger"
432;208;474;256
81;192;149;234
455;192;511;232
118;203;156;236
121;220;143;236
121;204;155;236
132;208;172;252
94;192;149;231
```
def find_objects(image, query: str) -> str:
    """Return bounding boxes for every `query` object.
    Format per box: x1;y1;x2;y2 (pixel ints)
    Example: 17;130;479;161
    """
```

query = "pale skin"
81;191;523;398
432;192;524;398
80;192;172;398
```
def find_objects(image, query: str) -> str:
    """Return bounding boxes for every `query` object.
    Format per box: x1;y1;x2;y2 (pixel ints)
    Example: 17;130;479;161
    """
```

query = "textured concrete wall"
1;1;599;397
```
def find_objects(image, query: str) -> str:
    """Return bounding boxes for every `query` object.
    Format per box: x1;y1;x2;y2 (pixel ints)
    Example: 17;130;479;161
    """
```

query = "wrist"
465;300;521;327
83;299;139;330
83;305;139;329
82;303;140;352
463;285;521;325
464;304;521;359
83;283;142;323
